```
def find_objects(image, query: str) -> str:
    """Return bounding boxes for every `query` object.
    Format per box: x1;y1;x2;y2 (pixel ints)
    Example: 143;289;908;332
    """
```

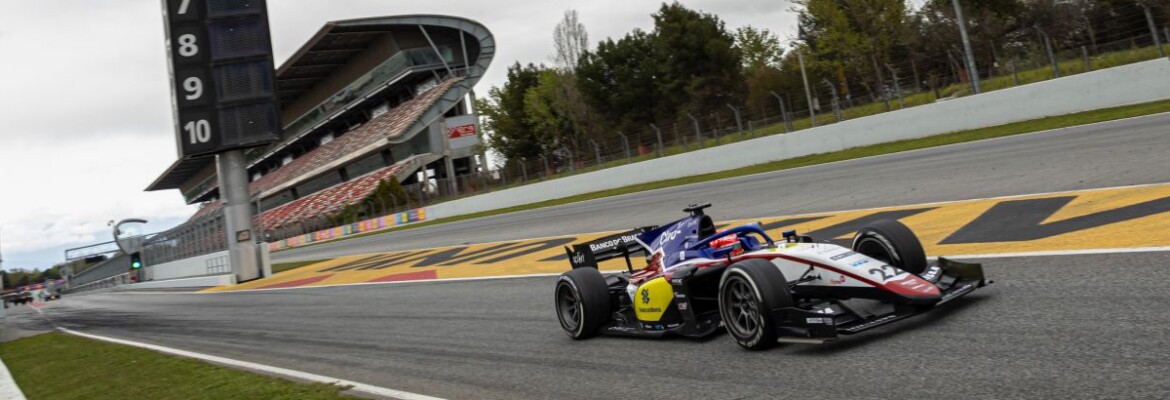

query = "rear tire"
555;268;611;339
718;259;794;350
852;219;927;274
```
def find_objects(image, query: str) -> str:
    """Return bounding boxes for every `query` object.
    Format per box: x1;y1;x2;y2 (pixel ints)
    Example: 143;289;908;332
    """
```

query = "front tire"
718;259;794;350
555;268;611;339
852;219;927;275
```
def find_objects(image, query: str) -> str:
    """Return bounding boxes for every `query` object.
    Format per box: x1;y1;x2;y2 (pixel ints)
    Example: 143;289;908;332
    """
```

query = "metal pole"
216;149;260;282
821;79;841;122
686;113;703;149
591;139;602;165
953;0;981;93
796;51;816;127
1142;4;1166;58
564;146;574;173
649;124;664;157
870;55;890;111
1010;60;1019;86
725;104;743;133
769;91;790;133
541;155;550;178
885;64;904;108
747;120;754;138
1037;26;1060;78
618;132;631;160
1082;46;1092;71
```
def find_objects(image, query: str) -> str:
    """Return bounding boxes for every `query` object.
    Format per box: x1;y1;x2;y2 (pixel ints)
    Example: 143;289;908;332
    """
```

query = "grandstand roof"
147;14;495;195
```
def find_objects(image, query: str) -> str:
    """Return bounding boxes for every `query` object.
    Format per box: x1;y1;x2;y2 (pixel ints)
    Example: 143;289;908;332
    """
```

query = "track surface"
13;252;1170;399
6;114;1170;399
275;113;1170;263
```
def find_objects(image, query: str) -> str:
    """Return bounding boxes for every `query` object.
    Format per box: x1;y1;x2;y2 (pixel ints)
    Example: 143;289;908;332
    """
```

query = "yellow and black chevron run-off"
205;184;1170;292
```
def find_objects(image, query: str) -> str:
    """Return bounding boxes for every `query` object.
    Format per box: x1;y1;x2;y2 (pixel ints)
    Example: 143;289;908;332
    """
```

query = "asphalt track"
5;113;1170;399
274;112;1170;263
10;252;1170;399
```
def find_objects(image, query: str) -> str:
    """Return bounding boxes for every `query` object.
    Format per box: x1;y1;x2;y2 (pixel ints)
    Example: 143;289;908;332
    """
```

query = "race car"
554;203;990;350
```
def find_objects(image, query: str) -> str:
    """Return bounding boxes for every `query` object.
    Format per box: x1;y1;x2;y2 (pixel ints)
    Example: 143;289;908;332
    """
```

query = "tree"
481;63;546;161
524;69;599;160
554;9;589;70
576;29;658;131
650;2;746;119
797;0;912;100
735;26;785;69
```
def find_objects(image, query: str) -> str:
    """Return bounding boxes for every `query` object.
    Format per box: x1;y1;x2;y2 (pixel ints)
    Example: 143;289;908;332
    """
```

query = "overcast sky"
0;0;801;271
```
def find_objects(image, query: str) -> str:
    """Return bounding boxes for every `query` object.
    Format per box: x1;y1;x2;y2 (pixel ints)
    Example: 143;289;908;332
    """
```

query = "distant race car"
554;203;990;350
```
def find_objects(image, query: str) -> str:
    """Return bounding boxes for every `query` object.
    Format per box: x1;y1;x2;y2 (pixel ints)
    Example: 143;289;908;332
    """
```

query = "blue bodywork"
637;214;774;269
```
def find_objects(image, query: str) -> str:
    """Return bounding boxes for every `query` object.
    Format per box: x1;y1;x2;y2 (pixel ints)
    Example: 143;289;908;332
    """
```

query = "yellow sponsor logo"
633;277;674;322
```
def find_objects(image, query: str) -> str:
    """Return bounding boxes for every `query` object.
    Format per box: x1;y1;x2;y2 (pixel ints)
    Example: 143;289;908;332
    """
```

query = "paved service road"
15;252;1170;399
274;113;1170;263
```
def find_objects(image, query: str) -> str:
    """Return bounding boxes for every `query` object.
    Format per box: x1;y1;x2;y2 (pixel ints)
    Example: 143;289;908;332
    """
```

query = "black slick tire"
555;268;611;339
851;219;928;275
718;259;794;350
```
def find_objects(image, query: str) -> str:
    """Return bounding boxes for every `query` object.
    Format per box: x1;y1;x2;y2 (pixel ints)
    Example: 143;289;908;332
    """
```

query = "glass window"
344;153;387;179
295;171;344;198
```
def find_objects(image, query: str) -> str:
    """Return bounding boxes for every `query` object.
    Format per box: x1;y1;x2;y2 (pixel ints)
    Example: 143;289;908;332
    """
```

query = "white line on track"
54;327;445;400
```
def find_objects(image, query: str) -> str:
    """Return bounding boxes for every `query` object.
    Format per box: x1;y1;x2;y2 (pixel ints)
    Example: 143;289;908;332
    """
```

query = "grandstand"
145;15;495;255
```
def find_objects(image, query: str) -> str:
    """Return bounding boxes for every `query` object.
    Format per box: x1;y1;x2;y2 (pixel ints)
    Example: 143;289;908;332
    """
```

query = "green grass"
0;333;356;400
271;97;1170;254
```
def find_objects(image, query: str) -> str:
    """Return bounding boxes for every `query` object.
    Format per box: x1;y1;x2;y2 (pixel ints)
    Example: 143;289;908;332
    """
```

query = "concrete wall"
117;274;236;290
145;250;231;281
427;58;1170;220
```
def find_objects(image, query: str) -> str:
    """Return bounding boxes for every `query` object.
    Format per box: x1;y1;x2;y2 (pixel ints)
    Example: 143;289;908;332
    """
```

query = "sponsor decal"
641;288;650;304
850;259;869;267
447;123;477;139
678;302;688;311
829;274;847;284
830;251;857;261
666;323;681;329
607;325;636;332
920;265;941;282
671;278;684;285
805;317;832;325
571;252;586;265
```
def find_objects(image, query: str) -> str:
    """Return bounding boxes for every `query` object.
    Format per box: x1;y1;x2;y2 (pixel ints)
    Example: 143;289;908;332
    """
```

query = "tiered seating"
248;76;465;196
182;76;463;230
254;159;414;228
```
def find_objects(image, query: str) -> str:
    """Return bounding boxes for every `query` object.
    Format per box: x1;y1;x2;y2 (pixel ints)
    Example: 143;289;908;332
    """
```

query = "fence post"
821;79;842;123
649;124;664;157
520;160;528;182
1036;26;1060;78
725;104;743;134
769;91;790;133
591;139;602;165
1143;4;1166;58
618;132;631;160
747;119;754;138
885;64;904;108
541;154;551;178
564;146;574;173
1010;60;1019;86
796;50;816;127
686;113;703;149
1081;46;1091;71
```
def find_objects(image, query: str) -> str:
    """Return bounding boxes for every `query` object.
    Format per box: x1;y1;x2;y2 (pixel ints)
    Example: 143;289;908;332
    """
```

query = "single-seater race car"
554;203;990;350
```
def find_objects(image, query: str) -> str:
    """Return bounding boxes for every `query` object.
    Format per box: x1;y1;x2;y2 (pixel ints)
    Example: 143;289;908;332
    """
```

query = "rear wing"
564;226;657;271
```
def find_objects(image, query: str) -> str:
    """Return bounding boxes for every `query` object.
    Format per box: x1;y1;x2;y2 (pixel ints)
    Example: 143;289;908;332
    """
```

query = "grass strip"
274;99;1170;254
0;333;356;400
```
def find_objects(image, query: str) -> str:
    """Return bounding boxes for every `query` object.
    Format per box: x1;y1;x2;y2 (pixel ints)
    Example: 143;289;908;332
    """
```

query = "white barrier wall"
118;274;236;290
427;58;1170;220
146;250;230;281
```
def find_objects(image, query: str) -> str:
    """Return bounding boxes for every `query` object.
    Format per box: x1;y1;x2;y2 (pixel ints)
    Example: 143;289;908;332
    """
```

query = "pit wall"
267;208;426;251
426;58;1170;220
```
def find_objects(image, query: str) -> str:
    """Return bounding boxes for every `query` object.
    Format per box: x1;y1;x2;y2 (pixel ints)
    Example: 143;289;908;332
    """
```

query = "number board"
162;0;281;158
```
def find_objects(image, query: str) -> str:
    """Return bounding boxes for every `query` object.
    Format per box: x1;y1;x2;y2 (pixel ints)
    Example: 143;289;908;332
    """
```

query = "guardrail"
66;273;131;294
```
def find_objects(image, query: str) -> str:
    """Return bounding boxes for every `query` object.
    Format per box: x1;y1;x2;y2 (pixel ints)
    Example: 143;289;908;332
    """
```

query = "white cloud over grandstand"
0;0;794;270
